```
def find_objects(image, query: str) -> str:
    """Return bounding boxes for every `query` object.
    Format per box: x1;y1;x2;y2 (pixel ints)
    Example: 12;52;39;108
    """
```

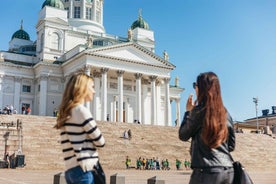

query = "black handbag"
92;161;106;184
233;161;254;184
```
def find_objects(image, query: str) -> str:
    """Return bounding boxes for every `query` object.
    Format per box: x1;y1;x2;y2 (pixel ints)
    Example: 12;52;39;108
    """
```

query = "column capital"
175;98;180;103
101;68;109;74
149;75;157;82
134;73;143;79
163;77;170;83
117;70;125;76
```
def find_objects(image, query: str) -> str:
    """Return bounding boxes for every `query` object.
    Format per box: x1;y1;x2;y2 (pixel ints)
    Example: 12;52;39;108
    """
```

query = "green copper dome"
42;0;64;9
131;10;150;30
11;21;30;40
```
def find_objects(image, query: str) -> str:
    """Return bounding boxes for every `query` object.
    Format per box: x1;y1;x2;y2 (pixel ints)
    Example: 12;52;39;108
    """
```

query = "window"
40;33;44;52
22;85;31;93
51;33;59;50
86;7;92;20
64;0;68;2
74;7;81;18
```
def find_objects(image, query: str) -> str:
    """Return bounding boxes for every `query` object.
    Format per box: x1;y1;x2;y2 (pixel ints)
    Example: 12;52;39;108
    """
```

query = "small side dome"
42;0;64;9
11;21;30;40
131;9;150;30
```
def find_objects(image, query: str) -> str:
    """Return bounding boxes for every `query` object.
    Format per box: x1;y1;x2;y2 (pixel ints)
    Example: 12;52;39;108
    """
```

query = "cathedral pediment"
86;42;175;69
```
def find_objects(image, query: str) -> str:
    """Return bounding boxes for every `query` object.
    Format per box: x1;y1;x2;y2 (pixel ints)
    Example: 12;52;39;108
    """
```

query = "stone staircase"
0;114;276;172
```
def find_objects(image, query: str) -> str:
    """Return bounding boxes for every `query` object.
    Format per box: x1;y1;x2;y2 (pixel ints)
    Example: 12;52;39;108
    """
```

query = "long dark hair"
196;72;228;148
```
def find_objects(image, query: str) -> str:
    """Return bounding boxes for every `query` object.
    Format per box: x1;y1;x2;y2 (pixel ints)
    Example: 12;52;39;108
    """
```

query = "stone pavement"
0;169;275;184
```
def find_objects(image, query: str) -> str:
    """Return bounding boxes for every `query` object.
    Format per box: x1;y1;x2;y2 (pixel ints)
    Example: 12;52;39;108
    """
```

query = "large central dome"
42;0;64;9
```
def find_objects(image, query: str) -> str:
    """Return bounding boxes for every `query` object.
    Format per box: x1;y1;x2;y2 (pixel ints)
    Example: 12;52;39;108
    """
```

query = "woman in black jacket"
179;72;235;184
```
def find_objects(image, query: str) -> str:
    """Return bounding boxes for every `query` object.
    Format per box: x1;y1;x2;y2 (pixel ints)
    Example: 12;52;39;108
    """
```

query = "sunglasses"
193;82;197;89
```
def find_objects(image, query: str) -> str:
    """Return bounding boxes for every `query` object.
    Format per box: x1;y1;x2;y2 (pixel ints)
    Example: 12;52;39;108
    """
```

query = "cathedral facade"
0;0;183;126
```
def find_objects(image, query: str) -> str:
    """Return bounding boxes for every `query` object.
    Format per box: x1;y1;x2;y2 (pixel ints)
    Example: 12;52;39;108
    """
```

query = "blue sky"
1;0;276;121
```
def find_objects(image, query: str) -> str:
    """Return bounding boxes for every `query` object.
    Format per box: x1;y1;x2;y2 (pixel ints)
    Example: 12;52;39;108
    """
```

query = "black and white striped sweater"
60;104;105;172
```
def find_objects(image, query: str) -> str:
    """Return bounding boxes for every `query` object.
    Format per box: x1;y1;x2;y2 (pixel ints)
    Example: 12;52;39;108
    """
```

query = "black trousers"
189;167;234;184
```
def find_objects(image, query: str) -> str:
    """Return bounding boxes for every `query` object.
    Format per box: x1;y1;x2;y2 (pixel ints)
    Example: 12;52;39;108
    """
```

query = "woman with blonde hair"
179;72;235;184
55;73;105;184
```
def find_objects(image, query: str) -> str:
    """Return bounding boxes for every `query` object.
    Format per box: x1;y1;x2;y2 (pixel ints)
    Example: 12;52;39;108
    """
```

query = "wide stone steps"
1;114;276;172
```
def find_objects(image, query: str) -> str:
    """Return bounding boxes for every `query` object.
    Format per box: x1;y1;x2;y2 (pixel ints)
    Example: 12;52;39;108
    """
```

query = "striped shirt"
60;104;105;172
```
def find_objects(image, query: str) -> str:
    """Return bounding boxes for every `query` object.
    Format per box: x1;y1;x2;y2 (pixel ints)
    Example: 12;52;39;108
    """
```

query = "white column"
82;0;85;19
125;98;129;123
14;77;21;113
93;74;101;121
113;96;117;122
0;75;4;109
135;73;142;123
156;83;162;125
101;68;108;121
142;84;147;124
69;0;73;18
85;66;91;110
150;76;157;125
117;70;124;123
176;98;181;127
92;0;96;21
100;0;104;25
164;78;170;126
39;75;48;115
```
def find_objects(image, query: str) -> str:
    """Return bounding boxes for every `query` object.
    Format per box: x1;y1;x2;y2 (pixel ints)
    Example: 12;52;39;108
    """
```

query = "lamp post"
253;97;259;133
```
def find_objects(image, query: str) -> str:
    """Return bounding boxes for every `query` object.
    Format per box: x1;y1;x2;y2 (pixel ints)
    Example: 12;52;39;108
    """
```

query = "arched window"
40;33;44;52
51;33;59;50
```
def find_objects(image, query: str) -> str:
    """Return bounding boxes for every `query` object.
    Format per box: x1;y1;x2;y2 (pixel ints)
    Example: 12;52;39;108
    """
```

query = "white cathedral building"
0;0;184;126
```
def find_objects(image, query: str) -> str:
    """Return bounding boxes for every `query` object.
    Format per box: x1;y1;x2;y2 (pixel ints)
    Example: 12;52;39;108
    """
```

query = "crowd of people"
0;105;17;115
0;105;31;115
125;156;190;171
176;158;191;170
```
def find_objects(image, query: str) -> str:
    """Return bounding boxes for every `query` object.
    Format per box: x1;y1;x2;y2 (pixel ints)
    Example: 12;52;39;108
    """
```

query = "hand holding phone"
186;94;194;111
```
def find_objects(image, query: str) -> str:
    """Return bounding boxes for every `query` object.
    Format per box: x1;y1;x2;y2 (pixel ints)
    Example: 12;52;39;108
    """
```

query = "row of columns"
0;72;181;126
84;67;174;125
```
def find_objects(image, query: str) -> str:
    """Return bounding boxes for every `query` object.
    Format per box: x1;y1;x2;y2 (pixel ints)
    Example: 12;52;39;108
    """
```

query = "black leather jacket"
179;105;235;169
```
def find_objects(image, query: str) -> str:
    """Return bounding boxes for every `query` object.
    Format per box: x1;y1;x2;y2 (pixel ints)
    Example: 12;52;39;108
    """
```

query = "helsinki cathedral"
0;0;184;126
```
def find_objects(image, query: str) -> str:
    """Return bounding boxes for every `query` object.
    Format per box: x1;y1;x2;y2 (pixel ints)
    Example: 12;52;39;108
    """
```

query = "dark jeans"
65;165;94;184
189;167;234;184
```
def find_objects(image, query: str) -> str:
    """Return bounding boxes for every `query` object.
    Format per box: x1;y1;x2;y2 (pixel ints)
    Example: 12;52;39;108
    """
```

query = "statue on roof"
163;50;169;61
87;35;93;48
127;28;133;41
